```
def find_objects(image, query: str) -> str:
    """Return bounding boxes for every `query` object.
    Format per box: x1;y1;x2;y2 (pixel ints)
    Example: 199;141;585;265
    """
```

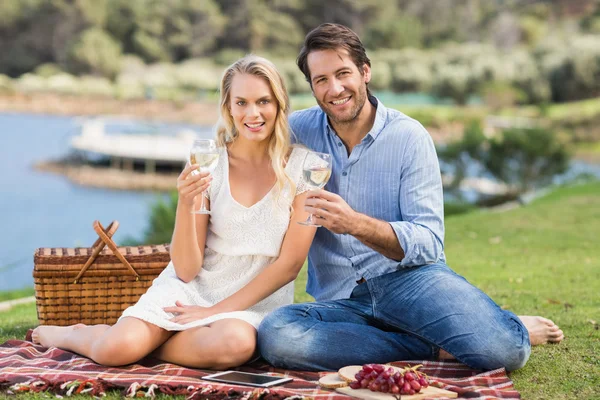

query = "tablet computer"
201;371;293;388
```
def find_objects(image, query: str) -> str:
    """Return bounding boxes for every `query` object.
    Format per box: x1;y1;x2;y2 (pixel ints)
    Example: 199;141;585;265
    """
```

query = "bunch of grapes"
348;364;429;396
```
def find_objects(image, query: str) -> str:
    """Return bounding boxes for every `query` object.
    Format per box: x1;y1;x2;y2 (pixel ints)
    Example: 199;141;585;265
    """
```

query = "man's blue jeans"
258;263;530;371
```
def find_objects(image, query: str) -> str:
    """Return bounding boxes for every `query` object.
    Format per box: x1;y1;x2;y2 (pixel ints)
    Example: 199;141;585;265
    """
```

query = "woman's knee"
89;330;147;366
212;327;256;368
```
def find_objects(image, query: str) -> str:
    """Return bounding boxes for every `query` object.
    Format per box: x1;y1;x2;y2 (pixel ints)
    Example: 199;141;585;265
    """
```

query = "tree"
216;0;303;55
364;13;424;49
484;127;570;195
69;28;122;78
438;123;571;203
437;121;487;199
123;191;178;245
127;0;225;62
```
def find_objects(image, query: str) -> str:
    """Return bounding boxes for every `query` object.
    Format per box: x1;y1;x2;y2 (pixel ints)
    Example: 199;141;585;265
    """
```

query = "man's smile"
330;96;351;106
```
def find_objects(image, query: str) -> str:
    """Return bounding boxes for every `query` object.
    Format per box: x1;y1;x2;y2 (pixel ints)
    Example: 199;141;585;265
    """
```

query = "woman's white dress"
120;146;309;330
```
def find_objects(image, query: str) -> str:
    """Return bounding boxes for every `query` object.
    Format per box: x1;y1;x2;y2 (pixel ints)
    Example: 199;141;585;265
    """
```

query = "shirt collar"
323;95;387;142
365;96;386;141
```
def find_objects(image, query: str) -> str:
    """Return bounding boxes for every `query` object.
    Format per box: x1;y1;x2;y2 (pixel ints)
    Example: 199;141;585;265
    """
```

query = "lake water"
0;113;211;292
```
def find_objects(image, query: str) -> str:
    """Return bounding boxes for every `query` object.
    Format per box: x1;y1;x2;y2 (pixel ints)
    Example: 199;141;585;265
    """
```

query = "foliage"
0;0;599;102
123;191;178;246
0;74;14;94
537;35;600;102
15;73;46;93
431;63;476;106
0;287;34;302
481;82;526;110
45;73;80;95
69;28;123;78
78;75;115;97
364;13;424;49
33;63;64;78
438;123;571;200
485;127;571;194
438;120;487;199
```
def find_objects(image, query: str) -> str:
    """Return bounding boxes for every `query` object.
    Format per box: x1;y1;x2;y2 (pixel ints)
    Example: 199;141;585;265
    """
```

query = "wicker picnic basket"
33;220;171;326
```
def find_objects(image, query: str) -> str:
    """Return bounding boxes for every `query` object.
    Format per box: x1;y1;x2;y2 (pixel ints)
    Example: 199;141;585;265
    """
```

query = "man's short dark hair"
297;23;371;88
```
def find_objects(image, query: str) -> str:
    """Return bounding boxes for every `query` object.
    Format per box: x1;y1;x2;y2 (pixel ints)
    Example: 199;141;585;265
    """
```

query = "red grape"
348;364;430;396
349;381;361;389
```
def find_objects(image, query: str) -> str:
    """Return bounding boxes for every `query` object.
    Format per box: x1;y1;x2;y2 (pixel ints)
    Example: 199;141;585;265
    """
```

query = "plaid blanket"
0;339;520;399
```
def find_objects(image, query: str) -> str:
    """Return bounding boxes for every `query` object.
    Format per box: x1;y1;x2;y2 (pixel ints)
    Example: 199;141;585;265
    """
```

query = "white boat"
70;118;201;173
35;118;209;191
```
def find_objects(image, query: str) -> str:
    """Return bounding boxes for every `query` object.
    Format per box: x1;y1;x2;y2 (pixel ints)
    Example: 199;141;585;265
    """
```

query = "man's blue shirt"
290;97;446;301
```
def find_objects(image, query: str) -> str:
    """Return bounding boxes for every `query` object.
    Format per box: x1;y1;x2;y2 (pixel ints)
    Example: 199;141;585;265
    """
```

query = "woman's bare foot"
519;316;564;345
31;324;86;348
438;349;455;360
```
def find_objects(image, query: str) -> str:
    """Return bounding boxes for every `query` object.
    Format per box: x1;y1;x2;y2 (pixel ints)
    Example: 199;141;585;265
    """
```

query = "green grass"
1;182;599;399
444;182;600;399
0;287;34;302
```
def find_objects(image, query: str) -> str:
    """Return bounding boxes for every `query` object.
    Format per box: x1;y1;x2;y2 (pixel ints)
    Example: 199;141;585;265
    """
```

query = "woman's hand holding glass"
187;139;219;214
177;163;213;212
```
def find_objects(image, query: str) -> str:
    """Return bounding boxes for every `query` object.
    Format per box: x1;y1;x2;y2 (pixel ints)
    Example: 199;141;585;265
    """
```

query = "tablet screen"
202;371;292;387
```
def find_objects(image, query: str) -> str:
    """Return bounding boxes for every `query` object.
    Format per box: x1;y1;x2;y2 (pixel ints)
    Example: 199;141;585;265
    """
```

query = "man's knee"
502;346;530;371
459;335;531;372
258;306;311;366
473;345;530;371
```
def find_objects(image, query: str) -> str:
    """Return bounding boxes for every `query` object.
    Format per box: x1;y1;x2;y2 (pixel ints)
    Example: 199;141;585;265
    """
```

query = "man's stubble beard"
317;84;368;127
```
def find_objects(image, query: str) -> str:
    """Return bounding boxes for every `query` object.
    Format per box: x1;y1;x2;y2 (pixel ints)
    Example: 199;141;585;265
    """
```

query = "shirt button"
337;142;342;147
342;172;348;176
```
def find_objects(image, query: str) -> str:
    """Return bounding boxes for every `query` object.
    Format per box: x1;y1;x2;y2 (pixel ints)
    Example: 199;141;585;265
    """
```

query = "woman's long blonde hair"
215;55;295;202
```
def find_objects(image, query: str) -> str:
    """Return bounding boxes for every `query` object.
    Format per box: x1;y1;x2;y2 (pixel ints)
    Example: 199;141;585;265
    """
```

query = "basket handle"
74;220;140;283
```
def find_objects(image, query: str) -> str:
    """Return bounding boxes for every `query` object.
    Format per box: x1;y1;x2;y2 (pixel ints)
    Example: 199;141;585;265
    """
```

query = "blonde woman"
32;55;316;369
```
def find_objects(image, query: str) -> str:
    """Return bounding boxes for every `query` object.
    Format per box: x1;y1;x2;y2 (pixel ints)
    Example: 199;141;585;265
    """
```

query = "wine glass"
189;139;219;214
298;151;332;227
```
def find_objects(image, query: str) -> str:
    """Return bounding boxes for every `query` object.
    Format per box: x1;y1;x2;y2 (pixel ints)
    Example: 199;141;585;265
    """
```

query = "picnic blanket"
0;338;521;399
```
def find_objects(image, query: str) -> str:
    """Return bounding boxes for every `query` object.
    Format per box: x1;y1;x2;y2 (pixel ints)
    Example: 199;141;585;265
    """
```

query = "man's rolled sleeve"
390;125;445;266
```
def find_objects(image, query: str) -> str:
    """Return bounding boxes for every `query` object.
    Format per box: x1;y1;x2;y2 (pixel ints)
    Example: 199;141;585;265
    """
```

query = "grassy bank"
1;182;599;399
0;288;34;302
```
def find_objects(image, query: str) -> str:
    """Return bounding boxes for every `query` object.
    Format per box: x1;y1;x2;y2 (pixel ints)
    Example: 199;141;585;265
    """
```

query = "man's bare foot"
519;316;564;345
31;324;86;348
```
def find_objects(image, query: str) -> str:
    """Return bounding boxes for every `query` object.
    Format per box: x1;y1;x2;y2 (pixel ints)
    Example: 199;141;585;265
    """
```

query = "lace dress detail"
120;146;310;330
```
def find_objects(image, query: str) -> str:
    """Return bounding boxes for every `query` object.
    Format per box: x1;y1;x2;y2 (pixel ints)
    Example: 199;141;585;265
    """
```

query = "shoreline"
0;93;220;125
34;160;179;192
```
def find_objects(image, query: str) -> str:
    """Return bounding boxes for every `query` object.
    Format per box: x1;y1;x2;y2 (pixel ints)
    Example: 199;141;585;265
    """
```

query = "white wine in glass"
303;167;332;188
298;151;332;227
190;152;219;174
189;139;219;214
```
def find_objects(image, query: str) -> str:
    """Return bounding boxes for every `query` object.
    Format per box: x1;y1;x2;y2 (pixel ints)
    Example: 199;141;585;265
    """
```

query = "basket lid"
34;244;171;274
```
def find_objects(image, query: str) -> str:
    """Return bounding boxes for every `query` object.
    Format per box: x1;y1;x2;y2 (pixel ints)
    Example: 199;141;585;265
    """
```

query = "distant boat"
71;118;199;171
35;118;205;191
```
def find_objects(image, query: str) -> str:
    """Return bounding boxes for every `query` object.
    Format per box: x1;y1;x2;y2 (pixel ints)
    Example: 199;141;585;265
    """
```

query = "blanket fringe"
7;379;307;399
10;378;119;397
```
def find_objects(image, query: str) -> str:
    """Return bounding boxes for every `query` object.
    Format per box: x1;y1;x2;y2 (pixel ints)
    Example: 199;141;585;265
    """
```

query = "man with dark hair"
257;23;563;372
